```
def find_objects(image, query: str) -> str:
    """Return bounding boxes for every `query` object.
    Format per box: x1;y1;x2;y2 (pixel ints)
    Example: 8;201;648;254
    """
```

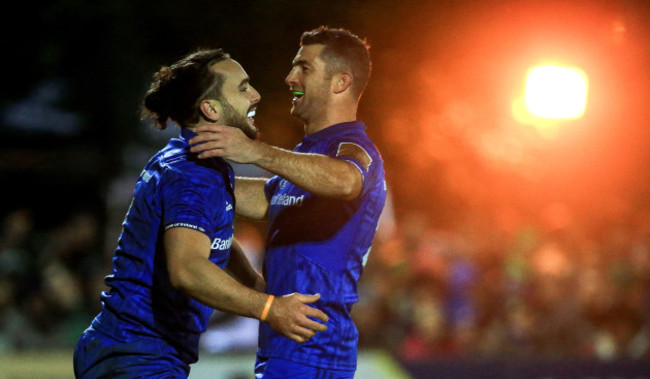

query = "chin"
290;109;305;121
245;125;259;140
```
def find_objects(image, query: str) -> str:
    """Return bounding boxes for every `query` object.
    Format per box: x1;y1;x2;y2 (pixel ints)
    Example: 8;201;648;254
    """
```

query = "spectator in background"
0;208;41;351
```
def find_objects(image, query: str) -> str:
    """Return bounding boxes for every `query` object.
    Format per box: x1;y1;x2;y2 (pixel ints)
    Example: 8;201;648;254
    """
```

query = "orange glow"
524;65;589;119
383;0;649;225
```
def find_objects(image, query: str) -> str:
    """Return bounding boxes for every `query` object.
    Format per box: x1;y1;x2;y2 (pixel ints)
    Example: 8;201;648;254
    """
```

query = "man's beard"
220;99;258;140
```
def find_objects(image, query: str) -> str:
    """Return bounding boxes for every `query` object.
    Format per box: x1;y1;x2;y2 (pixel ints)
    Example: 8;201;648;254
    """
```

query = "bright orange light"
524;66;588;119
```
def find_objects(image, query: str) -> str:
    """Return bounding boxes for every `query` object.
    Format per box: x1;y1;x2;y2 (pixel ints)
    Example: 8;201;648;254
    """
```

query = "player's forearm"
172;257;267;320
234;177;269;220
225;239;264;291
252;143;361;200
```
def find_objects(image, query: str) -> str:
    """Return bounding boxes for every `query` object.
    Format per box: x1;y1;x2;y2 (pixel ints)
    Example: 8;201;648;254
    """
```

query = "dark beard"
220;99;258;140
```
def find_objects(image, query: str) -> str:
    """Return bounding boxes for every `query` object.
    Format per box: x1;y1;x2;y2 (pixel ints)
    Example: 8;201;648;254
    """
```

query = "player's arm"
224;238;265;292
165;227;328;342
248;143;362;200
234;177;269;220
189;125;362;200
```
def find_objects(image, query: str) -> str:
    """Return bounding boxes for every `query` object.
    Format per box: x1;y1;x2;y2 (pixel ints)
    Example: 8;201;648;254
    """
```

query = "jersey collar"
180;128;198;143
304;121;366;142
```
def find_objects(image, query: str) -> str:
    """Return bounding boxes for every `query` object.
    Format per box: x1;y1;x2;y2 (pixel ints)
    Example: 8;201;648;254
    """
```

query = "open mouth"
247;108;256;123
292;90;304;103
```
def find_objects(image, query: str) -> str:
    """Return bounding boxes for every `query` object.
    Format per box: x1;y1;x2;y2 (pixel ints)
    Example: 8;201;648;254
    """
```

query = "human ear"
332;72;353;94
199;100;220;122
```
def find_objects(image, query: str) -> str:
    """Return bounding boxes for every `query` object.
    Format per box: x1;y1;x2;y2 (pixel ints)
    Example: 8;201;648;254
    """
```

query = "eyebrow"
238;78;250;88
292;58;311;67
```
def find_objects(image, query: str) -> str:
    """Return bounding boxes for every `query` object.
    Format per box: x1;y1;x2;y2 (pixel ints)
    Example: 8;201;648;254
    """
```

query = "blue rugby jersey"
91;128;235;365
259;121;386;370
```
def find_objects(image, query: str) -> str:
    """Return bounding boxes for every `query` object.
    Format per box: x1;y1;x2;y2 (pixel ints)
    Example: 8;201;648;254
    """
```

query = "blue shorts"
254;356;355;379
73;326;190;378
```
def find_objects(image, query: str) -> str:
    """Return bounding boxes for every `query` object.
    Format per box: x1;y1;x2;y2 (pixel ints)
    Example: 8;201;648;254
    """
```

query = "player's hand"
263;293;329;343
189;124;261;163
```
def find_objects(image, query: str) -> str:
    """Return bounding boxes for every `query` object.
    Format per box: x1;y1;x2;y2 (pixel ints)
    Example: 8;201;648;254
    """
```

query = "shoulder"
158;154;230;195
331;124;380;153
331;130;383;168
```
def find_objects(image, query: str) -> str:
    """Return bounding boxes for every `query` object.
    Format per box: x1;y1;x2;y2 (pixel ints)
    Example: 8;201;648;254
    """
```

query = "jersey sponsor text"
211;236;233;251
270;193;305;207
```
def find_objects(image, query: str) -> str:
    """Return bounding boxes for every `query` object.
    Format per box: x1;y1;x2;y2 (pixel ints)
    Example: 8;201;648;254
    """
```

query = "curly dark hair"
141;48;230;129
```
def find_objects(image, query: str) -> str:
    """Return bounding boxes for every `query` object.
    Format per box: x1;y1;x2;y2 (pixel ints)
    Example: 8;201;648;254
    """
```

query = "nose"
285;67;298;87
250;87;261;104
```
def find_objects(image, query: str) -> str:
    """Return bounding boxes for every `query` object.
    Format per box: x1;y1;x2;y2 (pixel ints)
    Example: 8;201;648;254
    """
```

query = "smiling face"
284;44;332;126
210;59;261;139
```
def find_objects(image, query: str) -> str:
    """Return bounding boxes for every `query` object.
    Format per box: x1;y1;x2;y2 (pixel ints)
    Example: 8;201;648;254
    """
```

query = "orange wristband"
260;295;275;322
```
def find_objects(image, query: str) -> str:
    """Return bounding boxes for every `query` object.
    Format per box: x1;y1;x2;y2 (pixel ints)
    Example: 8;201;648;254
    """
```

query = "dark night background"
3;0;650;229
3;0;650;230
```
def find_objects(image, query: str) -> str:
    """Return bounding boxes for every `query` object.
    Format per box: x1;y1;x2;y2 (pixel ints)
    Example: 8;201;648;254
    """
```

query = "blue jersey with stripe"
259;121;386;370
91;128;235;365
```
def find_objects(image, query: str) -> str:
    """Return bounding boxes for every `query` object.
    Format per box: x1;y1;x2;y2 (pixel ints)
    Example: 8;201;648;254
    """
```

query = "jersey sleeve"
264;175;281;201
327;135;377;195
160;167;223;236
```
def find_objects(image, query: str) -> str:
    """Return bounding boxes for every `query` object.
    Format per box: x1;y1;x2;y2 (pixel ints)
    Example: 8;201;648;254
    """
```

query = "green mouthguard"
293;91;304;96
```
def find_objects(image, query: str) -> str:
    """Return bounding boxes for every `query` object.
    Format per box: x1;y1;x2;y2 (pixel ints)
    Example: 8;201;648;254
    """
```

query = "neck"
303;104;357;135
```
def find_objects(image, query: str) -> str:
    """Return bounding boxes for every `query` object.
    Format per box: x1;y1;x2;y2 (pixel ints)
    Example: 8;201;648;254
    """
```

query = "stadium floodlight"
524;65;588;119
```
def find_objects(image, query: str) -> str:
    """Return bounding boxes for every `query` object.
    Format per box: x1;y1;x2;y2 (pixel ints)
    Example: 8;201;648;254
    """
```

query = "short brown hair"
300;26;372;100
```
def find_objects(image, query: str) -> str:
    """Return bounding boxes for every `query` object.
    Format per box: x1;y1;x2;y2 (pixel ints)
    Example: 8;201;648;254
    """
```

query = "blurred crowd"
0;207;107;351
1;193;649;364
355;204;650;362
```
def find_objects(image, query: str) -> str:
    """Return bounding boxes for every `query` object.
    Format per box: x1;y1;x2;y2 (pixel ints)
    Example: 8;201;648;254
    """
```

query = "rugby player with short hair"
190;26;387;378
